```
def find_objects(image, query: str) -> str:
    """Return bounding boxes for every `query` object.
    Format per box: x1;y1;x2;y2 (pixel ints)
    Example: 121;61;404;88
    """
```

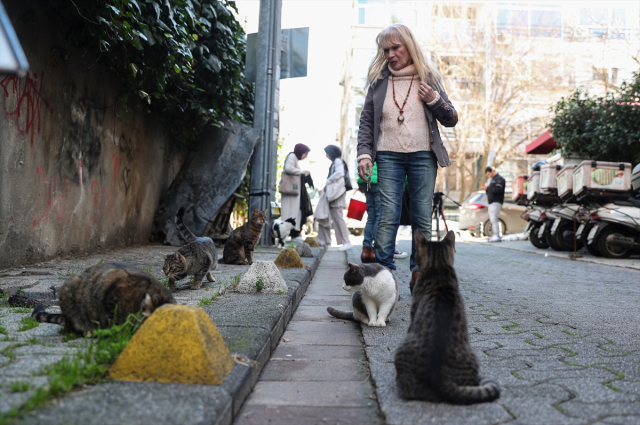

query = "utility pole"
249;0;282;246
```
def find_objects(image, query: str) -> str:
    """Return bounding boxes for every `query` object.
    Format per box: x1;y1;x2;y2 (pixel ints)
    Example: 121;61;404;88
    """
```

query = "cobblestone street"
355;238;640;425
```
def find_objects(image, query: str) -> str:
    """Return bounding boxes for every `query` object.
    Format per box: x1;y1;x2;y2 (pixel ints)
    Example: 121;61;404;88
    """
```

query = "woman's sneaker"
394;249;408;259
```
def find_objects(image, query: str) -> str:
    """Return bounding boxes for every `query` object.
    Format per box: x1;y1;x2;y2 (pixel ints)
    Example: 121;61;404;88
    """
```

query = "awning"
525;130;557;154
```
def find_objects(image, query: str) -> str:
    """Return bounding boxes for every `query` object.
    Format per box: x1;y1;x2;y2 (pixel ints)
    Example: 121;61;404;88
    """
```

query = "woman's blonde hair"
367;24;443;90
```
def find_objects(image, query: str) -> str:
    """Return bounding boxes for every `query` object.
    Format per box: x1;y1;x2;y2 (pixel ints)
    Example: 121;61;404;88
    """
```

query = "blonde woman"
356;24;458;294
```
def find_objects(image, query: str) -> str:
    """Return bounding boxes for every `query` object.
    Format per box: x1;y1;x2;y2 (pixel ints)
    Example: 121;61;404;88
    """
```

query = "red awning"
525;130;557;155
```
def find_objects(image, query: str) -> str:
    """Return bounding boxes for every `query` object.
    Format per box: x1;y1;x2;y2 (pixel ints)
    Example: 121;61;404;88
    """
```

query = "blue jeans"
375;151;438;272
359;183;381;248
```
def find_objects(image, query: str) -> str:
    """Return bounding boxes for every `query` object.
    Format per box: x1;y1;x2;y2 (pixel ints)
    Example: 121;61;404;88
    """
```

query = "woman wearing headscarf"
356;24;458;293
280;144;311;241
318;145;353;251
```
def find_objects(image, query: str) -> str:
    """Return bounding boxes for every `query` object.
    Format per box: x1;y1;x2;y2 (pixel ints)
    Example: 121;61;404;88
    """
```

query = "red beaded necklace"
392;74;414;123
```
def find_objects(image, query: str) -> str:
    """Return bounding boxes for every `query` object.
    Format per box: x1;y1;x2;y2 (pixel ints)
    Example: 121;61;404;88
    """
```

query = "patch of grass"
277;289;287;295
533;332;543;339
141;265;153;274
604;367;624;380
0;313;144;424
16;288;25;296
17;317;39;332
494;341;503;348
524;339;535;346
57;264;81;280
158;277;169;288
562;329;578;336
0;321;7;335
256;276;264;292
10;381;31;393
553;404;564;414
605;382;621;393
198;297;213;307
510;370;521;379
12;307;31;314
58;328;80;343
231;274;241;289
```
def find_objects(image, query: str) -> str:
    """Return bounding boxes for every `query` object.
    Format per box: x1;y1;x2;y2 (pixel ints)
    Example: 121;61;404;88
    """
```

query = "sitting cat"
327;262;398;327
272;217;297;248
163;207;218;291
221;207;268;265
394;230;500;405
32;262;175;334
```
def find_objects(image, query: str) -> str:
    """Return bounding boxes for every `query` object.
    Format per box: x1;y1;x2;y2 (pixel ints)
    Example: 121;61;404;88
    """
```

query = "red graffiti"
0;72;53;147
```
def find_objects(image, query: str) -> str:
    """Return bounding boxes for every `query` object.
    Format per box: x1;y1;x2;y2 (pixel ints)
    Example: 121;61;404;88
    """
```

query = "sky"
234;1;354;185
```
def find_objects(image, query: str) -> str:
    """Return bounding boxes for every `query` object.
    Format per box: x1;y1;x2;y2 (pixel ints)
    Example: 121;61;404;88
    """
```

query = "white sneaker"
338;242;354;251
488;236;501;243
394;249;408;259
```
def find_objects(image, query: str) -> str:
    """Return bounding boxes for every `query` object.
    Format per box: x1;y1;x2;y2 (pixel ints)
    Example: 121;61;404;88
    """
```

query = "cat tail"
326;307;355;321
31;303;65;326
176;207;197;244
437;378;500;405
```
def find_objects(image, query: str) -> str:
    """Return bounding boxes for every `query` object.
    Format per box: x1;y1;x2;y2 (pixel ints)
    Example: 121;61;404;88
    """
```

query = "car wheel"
530;224;549;249
350;228;363;236
596;226;632;259
483;220;505;237
581;223;602;257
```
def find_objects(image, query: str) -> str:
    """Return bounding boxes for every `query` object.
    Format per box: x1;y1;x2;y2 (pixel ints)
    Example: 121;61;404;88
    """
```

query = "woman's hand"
418;82;437;104
358;158;373;181
303;170;310;176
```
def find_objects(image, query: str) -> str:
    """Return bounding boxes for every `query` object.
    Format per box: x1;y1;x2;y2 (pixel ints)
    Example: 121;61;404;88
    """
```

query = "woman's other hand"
303;170;310;176
418;81;437;104
358;158;373;181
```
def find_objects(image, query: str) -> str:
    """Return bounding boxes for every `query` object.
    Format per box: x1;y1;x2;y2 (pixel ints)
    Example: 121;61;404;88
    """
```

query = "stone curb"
14;246;326;425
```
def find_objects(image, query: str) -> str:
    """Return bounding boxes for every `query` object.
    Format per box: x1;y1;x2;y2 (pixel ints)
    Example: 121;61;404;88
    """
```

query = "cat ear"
347;262;358;271
253;207;259;214
176;252;187;266
263;209;268;216
444;230;456;245
163;254;167;259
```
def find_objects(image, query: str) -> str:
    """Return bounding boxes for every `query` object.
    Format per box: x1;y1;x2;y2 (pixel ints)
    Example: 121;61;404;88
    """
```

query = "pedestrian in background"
318;145;353;251
356;23;458;294
482;166;505;243
281;144;311;241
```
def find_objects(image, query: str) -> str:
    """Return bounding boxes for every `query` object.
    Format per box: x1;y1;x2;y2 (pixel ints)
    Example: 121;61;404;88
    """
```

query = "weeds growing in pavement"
12;307;31;314
141;265;153;274
0;312;144;424
10;381;31;393
17;317;39;332
256;276;264;292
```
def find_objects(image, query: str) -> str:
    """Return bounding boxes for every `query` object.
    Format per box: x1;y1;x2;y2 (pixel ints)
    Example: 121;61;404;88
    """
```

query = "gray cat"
162;208;218;291
394;230;500;405
327;263;398;326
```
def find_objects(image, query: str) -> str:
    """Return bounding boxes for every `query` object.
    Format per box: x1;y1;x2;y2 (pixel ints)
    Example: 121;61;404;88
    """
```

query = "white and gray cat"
327;262;398;327
272;217;296;248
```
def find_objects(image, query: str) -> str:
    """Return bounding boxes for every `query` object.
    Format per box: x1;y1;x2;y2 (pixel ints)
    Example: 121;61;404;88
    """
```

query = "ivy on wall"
548;72;640;164
48;0;254;143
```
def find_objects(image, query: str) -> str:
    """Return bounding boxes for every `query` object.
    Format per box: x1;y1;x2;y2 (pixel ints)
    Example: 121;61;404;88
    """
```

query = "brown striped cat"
163;207;218;291
221;208;268;265
394;230;500;405
32;263;175;334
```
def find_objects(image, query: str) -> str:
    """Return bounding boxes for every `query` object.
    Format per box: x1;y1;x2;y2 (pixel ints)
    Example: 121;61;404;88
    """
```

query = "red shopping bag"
347;190;367;220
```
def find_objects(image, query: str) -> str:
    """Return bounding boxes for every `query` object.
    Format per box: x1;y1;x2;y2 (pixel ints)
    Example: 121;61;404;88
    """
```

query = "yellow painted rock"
303;236;319;247
108;304;233;385
274;248;306;268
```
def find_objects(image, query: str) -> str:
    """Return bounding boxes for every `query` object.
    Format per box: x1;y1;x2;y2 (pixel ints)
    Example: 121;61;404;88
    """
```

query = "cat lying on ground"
272;217;297;247
394;230;500;405
162;207;218;291
327;262;398;326
32;263;175;334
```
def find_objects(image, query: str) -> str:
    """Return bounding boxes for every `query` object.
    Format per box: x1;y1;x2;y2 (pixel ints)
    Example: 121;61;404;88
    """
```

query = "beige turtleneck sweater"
377;64;438;154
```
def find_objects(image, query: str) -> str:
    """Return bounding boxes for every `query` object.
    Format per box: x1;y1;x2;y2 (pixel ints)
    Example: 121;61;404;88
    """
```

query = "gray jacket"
356;68;458;167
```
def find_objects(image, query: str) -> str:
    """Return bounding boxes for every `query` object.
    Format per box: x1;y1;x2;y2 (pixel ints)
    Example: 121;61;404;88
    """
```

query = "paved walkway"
235;249;384;425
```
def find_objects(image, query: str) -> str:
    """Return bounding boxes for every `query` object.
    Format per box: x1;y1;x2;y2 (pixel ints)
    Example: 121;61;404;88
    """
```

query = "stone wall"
0;2;186;268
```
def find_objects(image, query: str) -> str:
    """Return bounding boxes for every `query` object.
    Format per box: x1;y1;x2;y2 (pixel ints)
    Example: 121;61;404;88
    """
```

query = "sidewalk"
235;249;384;425
0;243;324;424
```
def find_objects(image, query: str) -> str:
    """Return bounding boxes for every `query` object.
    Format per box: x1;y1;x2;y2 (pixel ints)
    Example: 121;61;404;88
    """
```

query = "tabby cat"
32;263;175;333
394;230;500;405
163;207;218;291
221;207;268;265
327;263;398;326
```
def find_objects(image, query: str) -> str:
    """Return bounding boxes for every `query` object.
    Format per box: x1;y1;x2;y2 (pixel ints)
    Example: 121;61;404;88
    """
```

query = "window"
358;8;366;25
497;4;562;38
356;0;420;27
531;10;561;37
579;8;628;38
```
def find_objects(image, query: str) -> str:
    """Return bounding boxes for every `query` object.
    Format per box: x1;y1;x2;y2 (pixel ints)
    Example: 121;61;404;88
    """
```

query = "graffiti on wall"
0;72;53;146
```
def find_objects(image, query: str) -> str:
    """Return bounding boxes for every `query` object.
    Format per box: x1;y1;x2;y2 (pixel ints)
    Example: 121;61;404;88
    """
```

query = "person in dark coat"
482;166;505;242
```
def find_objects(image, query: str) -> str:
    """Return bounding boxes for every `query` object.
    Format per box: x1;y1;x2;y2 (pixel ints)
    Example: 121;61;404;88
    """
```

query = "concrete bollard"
108;304;234;385
303;236;319;247
275;248;306;269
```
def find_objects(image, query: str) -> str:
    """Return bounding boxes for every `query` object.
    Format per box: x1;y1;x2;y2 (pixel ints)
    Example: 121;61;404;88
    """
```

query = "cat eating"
394;230;500;405
327;263;398;327
32;263;175;334
272;217;297;248
163;207;218;291
221;208;268;265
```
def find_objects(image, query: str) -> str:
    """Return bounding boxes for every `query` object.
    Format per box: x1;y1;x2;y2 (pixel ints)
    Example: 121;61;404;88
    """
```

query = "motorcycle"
585;197;640;258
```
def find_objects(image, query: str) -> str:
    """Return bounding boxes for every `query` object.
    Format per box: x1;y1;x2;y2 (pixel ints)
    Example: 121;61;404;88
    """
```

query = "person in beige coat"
318;145;353;251
280;144;310;241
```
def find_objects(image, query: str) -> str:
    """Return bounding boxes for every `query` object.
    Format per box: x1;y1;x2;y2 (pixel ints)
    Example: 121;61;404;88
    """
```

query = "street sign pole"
249;0;282;246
